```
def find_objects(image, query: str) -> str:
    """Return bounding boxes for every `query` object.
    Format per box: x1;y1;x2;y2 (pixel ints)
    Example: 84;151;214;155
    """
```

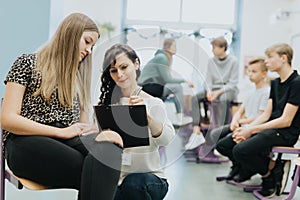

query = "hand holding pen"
129;87;144;105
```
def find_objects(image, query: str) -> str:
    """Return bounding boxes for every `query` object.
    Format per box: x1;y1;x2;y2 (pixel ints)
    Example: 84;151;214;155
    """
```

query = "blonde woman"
1;13;123;200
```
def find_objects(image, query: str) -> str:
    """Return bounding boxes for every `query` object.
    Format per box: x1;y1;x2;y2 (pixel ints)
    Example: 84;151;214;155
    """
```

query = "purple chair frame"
216;175;262;192
253;146;300;200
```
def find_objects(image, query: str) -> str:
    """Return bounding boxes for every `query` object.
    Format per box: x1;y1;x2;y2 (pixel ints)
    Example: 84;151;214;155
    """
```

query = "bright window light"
126;0;181;21
182;0;236;25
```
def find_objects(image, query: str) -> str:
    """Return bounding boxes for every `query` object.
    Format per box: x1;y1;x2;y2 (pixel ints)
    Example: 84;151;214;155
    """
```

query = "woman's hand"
147;114;163;137
129;95;144;105
60;123;99;139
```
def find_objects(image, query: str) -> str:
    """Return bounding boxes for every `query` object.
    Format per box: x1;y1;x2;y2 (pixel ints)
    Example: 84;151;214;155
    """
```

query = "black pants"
5;133;122;200
142;83;164;98
205;124;231;146
216;129;297;177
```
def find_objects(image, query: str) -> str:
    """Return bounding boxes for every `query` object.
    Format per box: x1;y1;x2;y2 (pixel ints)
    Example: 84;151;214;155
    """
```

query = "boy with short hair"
186;37;239;150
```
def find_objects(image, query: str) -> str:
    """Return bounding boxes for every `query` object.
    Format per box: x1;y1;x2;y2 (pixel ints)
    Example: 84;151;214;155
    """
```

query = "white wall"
240;0;294;57
63;0;122;39
0;0;51;97
240;0;300;63
290;0;300;69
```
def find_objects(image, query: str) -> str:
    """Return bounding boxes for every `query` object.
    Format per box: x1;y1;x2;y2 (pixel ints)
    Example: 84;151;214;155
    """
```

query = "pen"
135;87;142;96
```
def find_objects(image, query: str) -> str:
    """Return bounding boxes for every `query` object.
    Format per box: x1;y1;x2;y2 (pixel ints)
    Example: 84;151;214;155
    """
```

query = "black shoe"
272;159;291;196
225;165;240;180
232;174;251;183
259;174;276;198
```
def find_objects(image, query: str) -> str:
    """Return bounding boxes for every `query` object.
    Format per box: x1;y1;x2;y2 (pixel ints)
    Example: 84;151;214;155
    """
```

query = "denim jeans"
114;173;169;200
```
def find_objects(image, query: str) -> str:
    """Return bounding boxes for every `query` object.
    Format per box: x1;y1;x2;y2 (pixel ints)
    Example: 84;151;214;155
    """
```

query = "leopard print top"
3;54;80;142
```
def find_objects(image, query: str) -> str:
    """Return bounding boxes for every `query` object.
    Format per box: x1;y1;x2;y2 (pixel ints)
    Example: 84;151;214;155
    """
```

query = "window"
182;0;236;25
126;0;236;27
126;0;181;21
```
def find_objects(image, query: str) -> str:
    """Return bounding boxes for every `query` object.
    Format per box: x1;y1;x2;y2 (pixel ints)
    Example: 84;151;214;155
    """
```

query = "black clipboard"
93;104;150;148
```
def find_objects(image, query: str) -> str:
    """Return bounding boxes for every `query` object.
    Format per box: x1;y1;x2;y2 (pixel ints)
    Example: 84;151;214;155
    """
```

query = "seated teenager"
186;37;239;150
208;57;269;178
1;13;123;200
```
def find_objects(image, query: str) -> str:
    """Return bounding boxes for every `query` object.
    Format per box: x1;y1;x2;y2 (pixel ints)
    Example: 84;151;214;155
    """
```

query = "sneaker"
272;159;291;195
258;174;276;198
173;113;192;126
185;133;205;150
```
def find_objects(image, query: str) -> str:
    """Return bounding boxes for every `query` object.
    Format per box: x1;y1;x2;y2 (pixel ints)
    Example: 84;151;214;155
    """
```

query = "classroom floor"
4;125;300;200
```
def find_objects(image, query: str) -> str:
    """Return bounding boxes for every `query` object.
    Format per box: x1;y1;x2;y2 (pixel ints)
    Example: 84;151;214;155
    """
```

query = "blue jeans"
114;173;169;200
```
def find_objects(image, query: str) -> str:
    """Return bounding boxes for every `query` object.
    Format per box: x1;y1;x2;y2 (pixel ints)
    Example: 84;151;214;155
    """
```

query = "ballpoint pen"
135;86;142;96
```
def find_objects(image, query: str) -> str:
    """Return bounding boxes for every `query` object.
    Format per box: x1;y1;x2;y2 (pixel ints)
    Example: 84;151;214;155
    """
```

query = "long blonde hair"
35;13;99;112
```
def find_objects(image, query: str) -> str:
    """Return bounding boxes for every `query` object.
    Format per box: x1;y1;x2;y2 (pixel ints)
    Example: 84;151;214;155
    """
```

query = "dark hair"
211;37;228;51
99;44;141;105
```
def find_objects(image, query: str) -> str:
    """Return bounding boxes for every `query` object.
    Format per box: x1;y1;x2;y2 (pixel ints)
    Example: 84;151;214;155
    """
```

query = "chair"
253;146;300;200
0;99;50;200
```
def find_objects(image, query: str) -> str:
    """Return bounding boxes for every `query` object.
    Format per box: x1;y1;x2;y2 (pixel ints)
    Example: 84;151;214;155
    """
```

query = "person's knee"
219;91;236;102
232;144;247;160
170;84;182;94
120;174;148;193
216;136;234;155
95;130;123;148
215;141;225;154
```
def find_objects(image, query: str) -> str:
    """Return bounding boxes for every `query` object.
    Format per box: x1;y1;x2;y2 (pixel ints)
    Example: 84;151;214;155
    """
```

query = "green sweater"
138;49;185;85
